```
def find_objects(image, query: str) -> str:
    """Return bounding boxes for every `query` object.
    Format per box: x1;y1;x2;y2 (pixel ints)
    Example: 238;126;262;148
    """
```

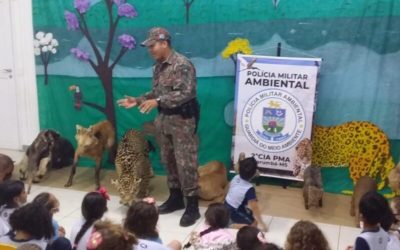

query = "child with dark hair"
86;220;137;250
70;189;108;250
236;226;274;250
225;157;267;230
124;197;182;250
184;203;236;249
0;180;27;236
0;202;53;249
371;193;400;250
32;193;62;239
347;191;389;250
285;220;329;250
32;192;71;250
124;199;161;243
32;193;60;214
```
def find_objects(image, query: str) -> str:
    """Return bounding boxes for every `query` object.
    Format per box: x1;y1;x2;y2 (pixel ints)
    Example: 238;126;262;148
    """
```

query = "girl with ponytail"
70;188;109;250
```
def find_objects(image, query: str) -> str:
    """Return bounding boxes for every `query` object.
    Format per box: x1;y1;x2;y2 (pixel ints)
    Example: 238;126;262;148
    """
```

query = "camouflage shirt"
138;51;197;108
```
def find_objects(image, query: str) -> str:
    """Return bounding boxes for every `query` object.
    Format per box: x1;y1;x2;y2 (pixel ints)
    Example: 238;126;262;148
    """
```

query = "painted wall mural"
32;0;400;190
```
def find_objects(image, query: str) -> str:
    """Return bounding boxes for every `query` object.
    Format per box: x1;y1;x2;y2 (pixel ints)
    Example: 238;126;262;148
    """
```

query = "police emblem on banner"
263;105;285;136
242;89;306;153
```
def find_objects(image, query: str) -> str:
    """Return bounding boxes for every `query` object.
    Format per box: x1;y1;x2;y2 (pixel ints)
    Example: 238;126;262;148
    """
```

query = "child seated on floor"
70;188;109;250
347;191;390;250
86;220;136;250
0;202;53;249
32;192;72;250
0;180;27;236
124;197;181;250
225;157;267;231
124;197;162;243
184;202;236;249
285;220;329;250
32;193;63;240
373;193;400;250
236;226;281;250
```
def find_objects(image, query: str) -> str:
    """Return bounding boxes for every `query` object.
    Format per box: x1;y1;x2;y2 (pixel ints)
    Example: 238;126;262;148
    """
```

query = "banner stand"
231;47;322;185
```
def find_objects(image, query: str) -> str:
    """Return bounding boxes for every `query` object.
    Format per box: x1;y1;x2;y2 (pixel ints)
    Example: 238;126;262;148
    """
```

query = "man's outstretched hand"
139;99;158;114
117;95;138;109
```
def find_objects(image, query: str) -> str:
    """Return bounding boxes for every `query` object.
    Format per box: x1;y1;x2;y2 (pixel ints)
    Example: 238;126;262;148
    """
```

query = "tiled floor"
26;186;361;249
1;148;361;249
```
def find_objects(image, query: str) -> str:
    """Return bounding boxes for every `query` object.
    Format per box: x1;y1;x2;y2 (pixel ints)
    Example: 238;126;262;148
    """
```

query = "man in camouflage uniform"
117;27;200;227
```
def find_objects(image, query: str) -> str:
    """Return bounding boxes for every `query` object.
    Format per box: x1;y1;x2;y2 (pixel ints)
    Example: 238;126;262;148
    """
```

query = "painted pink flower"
118;3;137;18
118;34;136;50
74;0;91;14
71;48;90;61
64;11;79;30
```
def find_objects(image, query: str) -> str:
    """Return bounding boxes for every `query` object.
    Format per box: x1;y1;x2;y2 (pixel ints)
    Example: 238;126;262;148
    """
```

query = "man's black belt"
158;98;198;116
158;98;200;133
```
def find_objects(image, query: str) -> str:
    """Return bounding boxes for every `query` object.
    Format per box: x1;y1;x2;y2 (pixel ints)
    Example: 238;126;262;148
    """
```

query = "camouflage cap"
141;27;171;47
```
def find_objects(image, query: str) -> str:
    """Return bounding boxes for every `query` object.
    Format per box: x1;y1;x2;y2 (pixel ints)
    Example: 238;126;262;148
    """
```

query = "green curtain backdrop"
33;0;400;193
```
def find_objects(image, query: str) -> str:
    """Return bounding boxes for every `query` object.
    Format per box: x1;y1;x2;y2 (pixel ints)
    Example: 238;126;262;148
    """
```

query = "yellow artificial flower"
221;38;253;59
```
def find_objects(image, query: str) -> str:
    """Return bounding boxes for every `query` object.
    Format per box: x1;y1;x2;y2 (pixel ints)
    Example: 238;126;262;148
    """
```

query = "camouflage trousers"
155;114;199;197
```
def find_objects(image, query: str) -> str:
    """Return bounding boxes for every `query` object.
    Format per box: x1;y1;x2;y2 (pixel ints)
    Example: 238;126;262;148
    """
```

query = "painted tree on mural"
64;0;137;157
34;31;59;85
183;0;195;24
221;38;253;66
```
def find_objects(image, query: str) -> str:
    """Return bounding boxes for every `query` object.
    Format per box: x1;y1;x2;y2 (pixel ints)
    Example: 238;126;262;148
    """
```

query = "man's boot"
158;188;185;214
179;196;200;227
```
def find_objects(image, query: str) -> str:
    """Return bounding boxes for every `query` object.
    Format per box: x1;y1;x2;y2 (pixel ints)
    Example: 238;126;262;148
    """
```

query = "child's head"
82;191;108;221
0;180;27;208
73;191;108;250
373;193;394;231
87;220;137;250
32;192;60;216
9;202;53;240
124;199;159;239
359;191;387;226
285;220;329;250
237;226;267;250
205;203;230;229
239;157;258;181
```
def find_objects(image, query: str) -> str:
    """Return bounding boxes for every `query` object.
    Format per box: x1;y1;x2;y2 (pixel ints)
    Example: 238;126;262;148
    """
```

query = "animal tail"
106;136;115;149
385;155;395;172
341;190;353;195
384;192;396;199
378;155;395;190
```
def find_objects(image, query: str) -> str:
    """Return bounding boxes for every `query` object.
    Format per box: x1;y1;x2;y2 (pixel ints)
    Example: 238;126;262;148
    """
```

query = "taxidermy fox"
65;120;115;189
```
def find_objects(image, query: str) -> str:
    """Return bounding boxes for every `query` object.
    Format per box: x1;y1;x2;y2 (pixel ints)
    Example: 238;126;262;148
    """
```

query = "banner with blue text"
233;54;321;181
